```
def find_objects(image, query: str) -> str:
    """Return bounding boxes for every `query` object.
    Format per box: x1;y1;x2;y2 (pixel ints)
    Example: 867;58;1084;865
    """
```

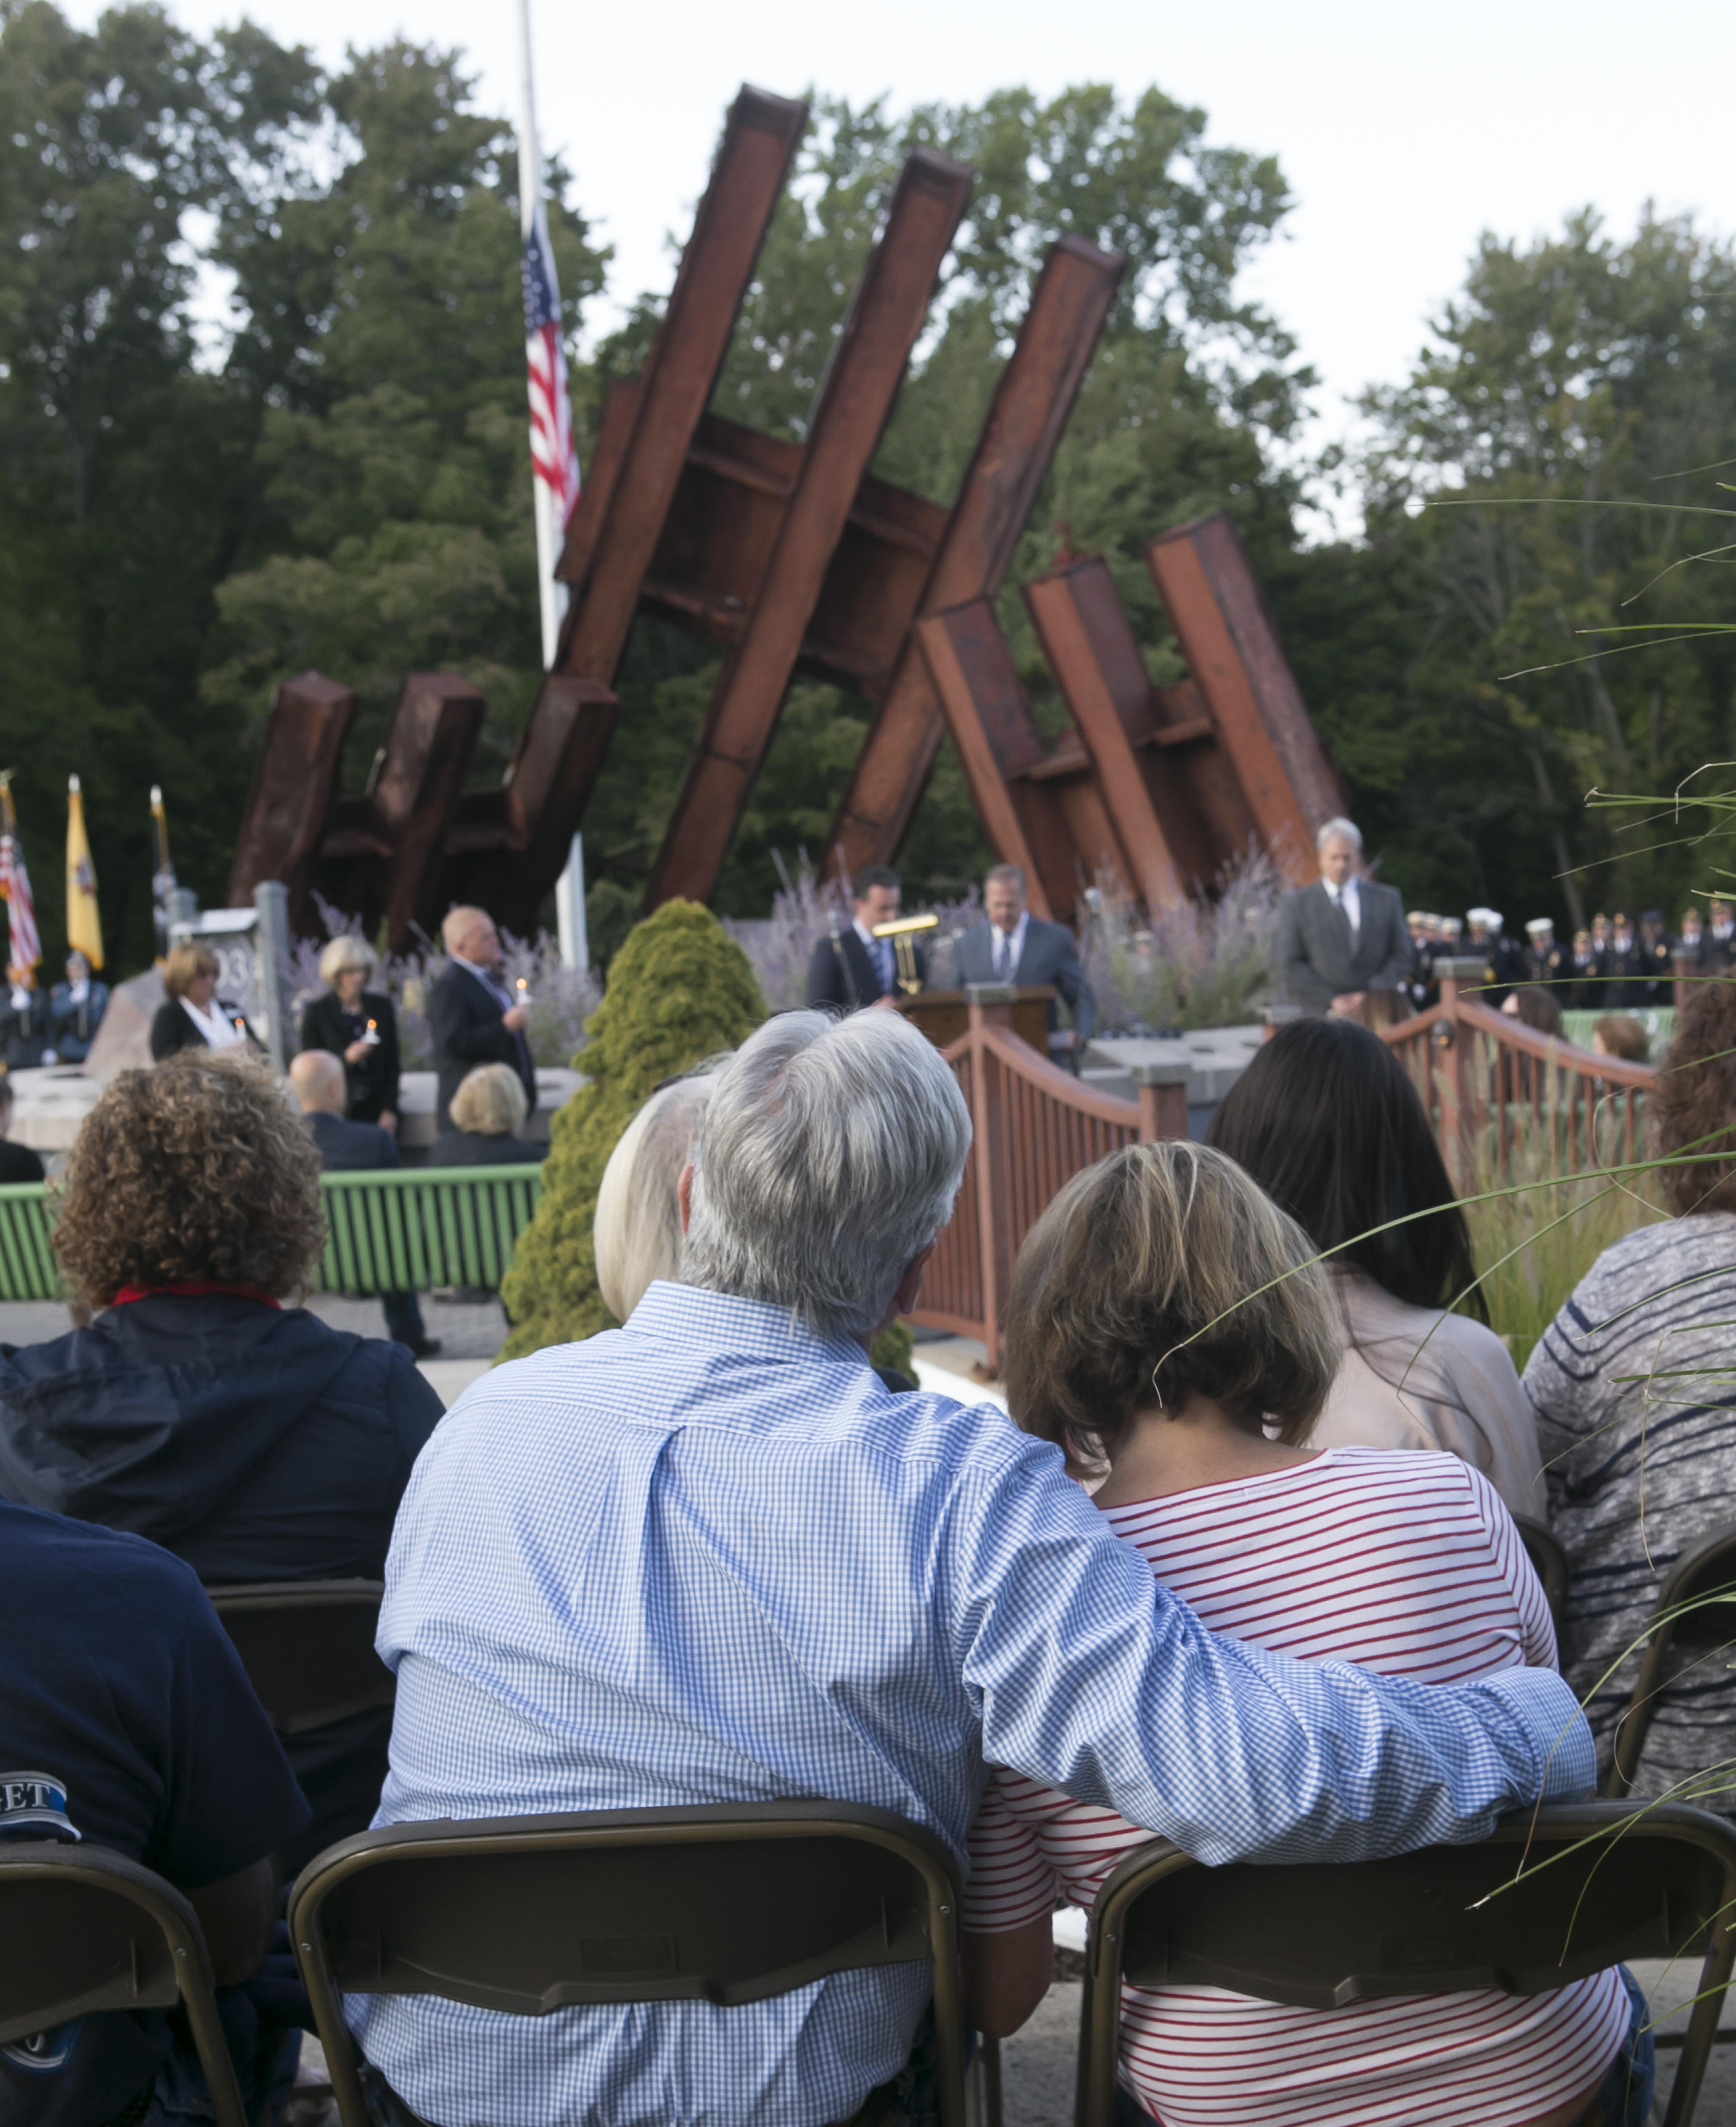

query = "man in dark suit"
289;1050;440;1358
1275;817;1413;1017
954;863;1094;1060
805;866;925;1013
427;904;537;1135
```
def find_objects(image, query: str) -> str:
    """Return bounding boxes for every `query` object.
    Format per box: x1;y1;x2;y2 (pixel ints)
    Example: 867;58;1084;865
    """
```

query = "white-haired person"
426;905;536;1136
1275;816;1413;1019
353;1009;1595;2127
301;934;402;1131
427;1062;544;1169
963;1141;1647;2127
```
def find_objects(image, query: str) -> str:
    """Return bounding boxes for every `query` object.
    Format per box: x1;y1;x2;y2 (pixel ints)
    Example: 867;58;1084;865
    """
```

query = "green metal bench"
0;1167;545;1305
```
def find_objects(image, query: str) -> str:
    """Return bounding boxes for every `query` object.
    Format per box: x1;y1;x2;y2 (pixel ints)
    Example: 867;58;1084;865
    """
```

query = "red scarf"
109;1279;282;1310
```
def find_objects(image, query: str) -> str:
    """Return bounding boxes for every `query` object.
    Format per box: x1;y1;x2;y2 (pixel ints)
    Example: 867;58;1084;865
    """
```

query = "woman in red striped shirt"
961;1141;1649;2127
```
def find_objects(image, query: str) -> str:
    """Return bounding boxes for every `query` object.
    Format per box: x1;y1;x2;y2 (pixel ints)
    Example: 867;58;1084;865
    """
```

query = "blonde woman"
149;943;250;1060
428;1061;544;1167
964;1140;1649;2127
592;1073;721;1321
300;933;401;1130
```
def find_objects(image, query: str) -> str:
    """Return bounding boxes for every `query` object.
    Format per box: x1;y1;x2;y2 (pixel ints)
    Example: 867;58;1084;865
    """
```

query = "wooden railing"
1380;958;1657;1187
911;988;1187;1370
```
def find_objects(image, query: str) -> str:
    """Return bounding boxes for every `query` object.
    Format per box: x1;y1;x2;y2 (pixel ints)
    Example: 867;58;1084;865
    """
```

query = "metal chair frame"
0;1842;250;2127
1607;1521;1736;1800
290;1799;970;2127
1076;1802;1736;2127
1513;1516;1569;1629
207;1579;390;1736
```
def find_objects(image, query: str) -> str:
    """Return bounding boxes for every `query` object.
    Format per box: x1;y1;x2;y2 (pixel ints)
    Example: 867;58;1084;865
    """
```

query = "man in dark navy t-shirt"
0;1499;309;2126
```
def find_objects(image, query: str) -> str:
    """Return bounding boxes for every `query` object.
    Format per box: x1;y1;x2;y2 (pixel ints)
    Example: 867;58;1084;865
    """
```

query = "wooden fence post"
965;984;1017;1374
1676;952;1698;1015
1432;955;1484;1192
1131;1060;1190;1141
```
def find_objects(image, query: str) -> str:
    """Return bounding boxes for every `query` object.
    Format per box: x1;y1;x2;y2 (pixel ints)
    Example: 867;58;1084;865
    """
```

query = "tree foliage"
498;900;764;1358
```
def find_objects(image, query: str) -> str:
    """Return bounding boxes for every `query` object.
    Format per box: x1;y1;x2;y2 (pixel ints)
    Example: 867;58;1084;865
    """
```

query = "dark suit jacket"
805;929;926;1012
953;918;1095;1041
148;999;249;1062
428;1130;544;1168
0;1138;44;1184
427;963;537;1135
300;990;402;1124
306;1109;400;1173
1277;880;1413;1013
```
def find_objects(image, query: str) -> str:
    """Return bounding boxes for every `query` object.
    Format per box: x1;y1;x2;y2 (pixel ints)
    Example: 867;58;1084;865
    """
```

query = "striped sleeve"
961;1771;1060;1933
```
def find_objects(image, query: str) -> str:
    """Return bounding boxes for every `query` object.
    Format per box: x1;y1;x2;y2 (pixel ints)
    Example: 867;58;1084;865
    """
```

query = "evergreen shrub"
499;901;766;1357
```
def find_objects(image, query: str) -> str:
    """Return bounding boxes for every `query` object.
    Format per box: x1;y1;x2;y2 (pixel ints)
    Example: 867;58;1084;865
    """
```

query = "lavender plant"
1084;847;1285;1034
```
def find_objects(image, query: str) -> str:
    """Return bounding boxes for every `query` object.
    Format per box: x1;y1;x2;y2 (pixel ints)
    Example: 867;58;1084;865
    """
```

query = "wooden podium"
897;986;1055;1054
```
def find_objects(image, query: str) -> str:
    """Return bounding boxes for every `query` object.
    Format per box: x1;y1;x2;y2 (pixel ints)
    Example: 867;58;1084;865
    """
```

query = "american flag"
521;201;581;529
0;826;39;978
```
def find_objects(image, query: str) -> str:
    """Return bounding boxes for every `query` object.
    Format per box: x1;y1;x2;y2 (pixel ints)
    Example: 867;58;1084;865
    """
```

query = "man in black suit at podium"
954;864;1095;1057
805;867;925;1013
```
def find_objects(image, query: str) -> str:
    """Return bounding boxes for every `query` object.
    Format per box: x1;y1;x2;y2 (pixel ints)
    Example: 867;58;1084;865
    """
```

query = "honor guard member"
1637;911;1675;1006
1681;907;1706;964
1523;918;1568;990
1705;898;1735;969
1404;912;1438;1012
1604;912;1640;1005
805;866;925;1013
1464;908;1520;1005
1566;929;1599;1008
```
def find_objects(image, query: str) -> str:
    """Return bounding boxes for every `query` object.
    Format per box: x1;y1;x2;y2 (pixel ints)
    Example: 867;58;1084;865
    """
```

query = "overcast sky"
72;0;1734;518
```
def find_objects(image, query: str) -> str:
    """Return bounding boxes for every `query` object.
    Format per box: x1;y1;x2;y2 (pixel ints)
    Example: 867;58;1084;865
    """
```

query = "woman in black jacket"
149;943;252;1060
0;1049;443;1867
300;935;402;1130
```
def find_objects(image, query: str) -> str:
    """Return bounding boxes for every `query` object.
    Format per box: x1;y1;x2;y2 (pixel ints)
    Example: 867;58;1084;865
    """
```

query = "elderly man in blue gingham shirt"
355;1008;1593;2127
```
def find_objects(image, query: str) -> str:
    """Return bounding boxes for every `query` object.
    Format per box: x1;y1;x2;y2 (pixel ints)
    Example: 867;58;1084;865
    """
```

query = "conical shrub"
499;900;766;1357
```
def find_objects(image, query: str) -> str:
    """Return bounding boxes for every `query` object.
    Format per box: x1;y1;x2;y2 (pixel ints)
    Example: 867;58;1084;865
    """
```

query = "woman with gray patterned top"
1524;979;1736;1806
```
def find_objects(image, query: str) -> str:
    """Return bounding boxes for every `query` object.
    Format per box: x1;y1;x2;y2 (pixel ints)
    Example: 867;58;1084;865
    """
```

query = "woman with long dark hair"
1206;1015;1545;1518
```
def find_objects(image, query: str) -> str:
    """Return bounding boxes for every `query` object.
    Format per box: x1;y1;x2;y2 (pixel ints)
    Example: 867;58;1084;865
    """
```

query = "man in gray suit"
955;864;1095;1056
1277;817;1412;1016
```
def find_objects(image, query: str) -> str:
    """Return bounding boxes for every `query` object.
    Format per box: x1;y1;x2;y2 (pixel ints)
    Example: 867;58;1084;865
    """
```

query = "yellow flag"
66;774;104;971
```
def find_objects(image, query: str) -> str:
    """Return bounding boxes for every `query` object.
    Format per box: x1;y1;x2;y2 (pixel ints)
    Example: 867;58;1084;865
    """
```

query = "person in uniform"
44;949;108;1065
804;866;925;1013
1706;898;1736;968
1568;929;1600;1009
3;966;46;1070
1681;908;1706;965
1464;908;1520;1006
1604;913;1639;1006
1523;918;1568;990
1404;913;1437;1014
1638;911;1674;1006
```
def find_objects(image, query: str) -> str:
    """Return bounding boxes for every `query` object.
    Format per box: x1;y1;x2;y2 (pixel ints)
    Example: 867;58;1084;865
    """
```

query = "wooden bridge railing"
911;986;1187;1370
1379;957;1657;1189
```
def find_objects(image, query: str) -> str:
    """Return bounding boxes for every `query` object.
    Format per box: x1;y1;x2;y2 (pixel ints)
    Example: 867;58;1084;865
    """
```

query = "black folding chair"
290;1799;971;2127
1076;1801;1736;2127
208;1579;392;1734
1513;1515;1568;1629
0;1843;250;2127
1607;1521;1736;1799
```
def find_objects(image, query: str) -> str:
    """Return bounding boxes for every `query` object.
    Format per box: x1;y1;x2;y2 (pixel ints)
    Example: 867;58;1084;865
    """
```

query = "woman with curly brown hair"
0;1048;442;1865
1525;975;1736;1807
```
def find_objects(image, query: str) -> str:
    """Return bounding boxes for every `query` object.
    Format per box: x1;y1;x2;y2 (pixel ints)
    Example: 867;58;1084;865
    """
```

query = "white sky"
72;0;1734;526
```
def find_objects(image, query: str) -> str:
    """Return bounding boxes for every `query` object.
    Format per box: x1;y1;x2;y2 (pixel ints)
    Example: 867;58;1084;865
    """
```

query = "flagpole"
516;0;568;673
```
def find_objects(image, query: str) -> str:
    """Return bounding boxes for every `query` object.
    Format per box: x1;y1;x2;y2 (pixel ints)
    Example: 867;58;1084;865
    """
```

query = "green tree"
0;0;318;963
499;900;764;1356
1326;211;1736;926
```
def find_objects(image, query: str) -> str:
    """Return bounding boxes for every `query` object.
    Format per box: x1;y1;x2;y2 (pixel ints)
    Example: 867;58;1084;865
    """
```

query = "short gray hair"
1316;816;1363;853
683;1011;972;1341
318;934;375;985
594;1071;722;1322
450;1062;529;1136
985;863;1027;896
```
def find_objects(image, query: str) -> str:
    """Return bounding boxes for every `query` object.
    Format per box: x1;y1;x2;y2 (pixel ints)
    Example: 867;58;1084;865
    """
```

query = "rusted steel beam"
826;234;1125;880
318;673;484;954
645;148;974;908
1145;514;1346;885
916;602;1103;923
435;676;619;936
555;86;808;684
1024;562;1190;914
229;672;357;926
